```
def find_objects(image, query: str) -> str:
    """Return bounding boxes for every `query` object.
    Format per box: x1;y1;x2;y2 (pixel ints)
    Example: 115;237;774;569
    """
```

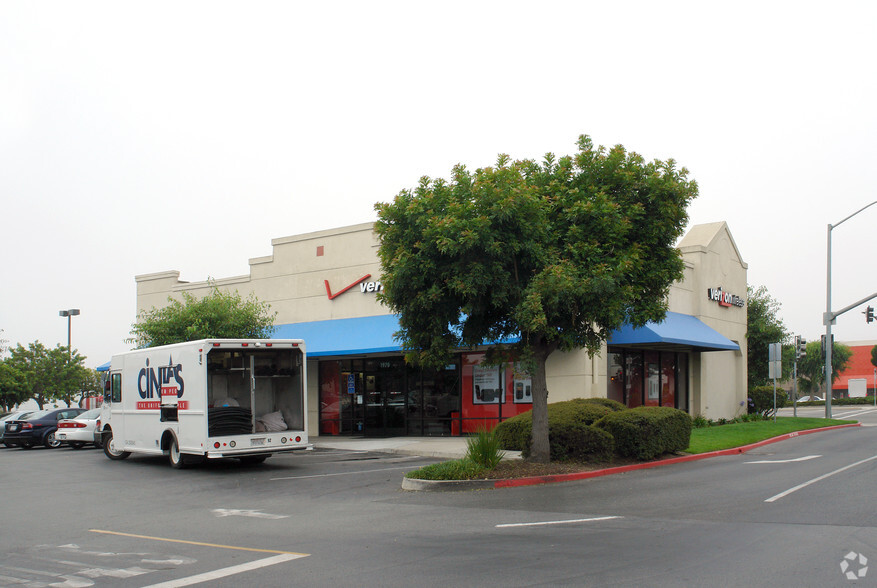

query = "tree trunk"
528;346;552;463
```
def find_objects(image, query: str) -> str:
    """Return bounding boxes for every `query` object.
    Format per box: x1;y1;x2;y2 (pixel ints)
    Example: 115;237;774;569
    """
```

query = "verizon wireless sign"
707;287;744;308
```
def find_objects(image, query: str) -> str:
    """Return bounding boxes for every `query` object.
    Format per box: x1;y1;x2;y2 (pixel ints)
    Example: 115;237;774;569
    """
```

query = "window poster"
648;362;660;400
512;364;532;404
473;365;503;404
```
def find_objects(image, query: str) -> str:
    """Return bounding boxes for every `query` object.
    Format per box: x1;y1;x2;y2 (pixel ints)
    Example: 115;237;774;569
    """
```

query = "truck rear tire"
103;430;131;460
168;437;186;469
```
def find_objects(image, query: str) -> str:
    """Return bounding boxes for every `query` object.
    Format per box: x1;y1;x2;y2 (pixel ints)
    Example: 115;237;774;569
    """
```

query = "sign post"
768;342;782;422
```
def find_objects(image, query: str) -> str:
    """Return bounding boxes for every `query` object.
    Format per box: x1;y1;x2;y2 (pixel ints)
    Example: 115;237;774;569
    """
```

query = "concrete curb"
402;423;862;492
401;477;497;492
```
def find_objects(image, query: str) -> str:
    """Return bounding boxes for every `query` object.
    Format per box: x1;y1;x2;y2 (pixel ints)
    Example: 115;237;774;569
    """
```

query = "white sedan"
55;408;102;449
797;395;824;403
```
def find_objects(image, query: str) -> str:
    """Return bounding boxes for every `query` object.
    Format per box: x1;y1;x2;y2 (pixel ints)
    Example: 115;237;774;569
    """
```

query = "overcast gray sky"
2;1;876;368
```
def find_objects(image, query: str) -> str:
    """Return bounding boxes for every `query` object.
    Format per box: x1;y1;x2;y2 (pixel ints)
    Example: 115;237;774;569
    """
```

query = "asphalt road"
3;408;877;587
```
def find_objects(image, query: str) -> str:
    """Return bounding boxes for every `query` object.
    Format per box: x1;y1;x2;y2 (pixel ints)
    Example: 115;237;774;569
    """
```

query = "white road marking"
833;408;877;418
211;509;288;519
765;454;877;502
271;465;416;480
496;516;621;528
746;455;821;464
140;553;305;588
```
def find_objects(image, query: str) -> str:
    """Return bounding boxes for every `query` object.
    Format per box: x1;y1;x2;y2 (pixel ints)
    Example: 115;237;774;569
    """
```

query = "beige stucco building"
136;221;748;437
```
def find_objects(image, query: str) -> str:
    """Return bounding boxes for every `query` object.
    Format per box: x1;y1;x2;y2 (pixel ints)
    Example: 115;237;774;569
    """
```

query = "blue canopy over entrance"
608;311;739;352
272;315;403;357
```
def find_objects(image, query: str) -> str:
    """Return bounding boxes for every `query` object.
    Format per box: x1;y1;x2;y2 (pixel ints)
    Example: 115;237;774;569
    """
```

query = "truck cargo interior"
206;348;304;437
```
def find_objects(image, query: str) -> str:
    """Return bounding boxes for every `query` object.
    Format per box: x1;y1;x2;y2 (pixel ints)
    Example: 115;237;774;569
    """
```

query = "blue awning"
96;360;111;372
272;315;403;357
608;311;739;352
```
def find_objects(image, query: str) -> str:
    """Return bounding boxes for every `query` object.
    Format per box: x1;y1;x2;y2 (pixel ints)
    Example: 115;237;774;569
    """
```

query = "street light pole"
59;308;80;358
825;201;877;419
59;309;80;406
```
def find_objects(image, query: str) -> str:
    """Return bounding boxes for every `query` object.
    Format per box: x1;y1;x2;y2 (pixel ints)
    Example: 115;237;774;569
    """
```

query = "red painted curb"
493;423;862;489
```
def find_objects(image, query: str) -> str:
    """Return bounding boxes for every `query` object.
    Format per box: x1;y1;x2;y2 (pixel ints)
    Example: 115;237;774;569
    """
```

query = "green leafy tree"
129;284;277;348
746;284;789;388
5;342;92;409
798;340;852;397
0;360;28;412
375;135;697;463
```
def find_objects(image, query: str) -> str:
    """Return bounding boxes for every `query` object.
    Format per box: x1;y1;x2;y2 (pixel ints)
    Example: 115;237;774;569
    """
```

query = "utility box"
848;378;867;398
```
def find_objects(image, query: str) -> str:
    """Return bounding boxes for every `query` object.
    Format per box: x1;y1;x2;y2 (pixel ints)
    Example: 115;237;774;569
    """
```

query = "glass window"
677;354;689;411
608;352;624;405
661;353;675;407
625;352;643;408
111;373;122;403
645;351;660;407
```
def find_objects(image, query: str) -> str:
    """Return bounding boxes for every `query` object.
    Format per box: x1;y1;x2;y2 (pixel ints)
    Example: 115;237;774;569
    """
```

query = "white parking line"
496;516;621;528
765;454;877;502
746;455;820;464
140;553;304;588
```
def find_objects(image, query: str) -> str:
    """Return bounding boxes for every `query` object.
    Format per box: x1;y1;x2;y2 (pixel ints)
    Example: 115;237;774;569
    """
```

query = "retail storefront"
136;221;748;436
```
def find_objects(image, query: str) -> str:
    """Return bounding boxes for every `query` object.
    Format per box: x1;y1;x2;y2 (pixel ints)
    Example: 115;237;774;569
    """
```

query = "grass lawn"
685;417;857;454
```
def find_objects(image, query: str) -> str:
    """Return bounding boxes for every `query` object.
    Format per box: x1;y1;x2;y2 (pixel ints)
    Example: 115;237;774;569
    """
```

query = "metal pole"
826;224;833;419
824;201;877;420
793;340;798;418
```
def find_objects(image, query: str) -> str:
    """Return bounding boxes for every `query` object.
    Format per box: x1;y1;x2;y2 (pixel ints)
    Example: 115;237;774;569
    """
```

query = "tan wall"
135;220;750;423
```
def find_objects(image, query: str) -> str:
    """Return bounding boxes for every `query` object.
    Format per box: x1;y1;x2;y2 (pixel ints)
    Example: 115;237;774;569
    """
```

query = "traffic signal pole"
825;200;877;420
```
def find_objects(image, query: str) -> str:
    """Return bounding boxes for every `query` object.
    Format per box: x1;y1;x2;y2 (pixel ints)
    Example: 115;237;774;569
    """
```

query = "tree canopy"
375;135;697;462
797;340;852;396
746;284;790;388
129;285;277;348
1;341;97;410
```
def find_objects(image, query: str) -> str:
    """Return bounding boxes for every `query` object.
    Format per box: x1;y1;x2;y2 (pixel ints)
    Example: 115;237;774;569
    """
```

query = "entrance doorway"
318;357;461;437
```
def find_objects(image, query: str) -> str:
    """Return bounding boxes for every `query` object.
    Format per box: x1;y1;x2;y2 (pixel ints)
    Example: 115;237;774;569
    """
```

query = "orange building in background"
833;341;877;397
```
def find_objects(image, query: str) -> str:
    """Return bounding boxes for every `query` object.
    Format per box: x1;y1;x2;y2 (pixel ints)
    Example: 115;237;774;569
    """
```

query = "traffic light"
866;306;875;324
821;334;835;356
796;336;807;359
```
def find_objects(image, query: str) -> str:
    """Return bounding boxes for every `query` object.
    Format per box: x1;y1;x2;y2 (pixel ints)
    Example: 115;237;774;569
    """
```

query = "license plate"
250;438;266;446
9;425;18;432
58;434;66;439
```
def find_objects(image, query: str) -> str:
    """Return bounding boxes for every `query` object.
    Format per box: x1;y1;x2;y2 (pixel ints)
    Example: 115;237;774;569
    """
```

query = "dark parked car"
4;408;86;448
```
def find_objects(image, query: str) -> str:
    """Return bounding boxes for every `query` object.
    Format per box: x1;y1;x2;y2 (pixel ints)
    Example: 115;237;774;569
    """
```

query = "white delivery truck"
100;339;310;468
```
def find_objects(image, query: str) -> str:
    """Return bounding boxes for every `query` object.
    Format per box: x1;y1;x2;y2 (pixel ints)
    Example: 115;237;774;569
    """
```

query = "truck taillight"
295;436;301;442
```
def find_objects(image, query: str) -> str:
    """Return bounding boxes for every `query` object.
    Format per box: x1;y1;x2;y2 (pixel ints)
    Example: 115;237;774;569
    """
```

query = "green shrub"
748;386;788;418
465;428;503;469
493;399;613;454
548;422;614;462
493;412;533;452
594;406;693;460
692;413;711;428
832;396;875;406
574;397;627;412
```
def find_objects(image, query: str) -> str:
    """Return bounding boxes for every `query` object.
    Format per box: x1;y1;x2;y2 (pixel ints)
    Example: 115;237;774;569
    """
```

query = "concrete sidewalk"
311;435;522;461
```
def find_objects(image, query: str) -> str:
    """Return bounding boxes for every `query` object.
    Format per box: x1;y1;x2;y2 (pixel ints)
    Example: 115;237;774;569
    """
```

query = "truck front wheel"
103;430;130;460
